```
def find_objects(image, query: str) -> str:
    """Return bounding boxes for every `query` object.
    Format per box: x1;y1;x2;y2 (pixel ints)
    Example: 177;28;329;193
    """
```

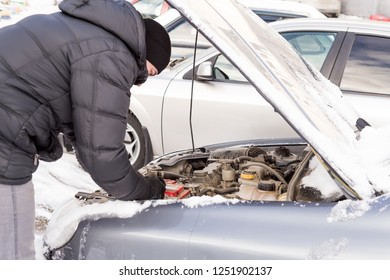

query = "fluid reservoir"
237;171;278;201
222;163;235;181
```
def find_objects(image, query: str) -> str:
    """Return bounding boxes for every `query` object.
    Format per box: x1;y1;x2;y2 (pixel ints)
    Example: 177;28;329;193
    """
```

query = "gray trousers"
0;181;35;260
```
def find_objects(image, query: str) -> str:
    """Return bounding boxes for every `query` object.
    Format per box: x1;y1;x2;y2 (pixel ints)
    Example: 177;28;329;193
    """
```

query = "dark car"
43;0;390;260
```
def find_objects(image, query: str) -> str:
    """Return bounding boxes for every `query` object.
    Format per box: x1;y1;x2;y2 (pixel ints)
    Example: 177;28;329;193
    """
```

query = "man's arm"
69;49;151;200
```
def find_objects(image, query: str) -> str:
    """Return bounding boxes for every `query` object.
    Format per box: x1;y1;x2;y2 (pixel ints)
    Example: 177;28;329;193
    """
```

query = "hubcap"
124;124;140;165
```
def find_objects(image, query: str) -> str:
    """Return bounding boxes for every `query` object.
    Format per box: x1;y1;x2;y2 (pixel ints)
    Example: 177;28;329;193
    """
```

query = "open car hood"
165;0;390;199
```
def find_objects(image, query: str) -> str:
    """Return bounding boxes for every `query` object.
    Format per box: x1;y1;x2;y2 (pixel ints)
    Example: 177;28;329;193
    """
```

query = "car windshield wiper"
169;56;186;67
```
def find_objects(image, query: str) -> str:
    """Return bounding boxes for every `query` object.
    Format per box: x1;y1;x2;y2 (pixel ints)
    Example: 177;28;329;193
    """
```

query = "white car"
125;1;326;168
126;16;390;170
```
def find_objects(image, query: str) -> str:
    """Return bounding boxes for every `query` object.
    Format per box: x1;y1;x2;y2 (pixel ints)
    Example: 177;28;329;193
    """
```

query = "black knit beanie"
144;18;171;74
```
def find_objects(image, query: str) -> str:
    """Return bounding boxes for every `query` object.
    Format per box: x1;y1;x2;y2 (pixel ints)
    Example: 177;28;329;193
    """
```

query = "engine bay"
139;143;345;203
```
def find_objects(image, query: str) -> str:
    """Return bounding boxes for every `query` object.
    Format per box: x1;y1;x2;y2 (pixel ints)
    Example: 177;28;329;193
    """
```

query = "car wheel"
125;112;145;170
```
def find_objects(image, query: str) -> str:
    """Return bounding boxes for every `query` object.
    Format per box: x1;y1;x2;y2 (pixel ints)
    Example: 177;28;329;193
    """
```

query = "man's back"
0;1;145;187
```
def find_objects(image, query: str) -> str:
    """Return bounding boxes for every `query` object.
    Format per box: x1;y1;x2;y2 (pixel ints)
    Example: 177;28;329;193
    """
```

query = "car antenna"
189;28;199;152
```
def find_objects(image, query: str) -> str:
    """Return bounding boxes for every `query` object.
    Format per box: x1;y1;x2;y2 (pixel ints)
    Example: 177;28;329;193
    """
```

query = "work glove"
145;175;166;199
38;131;63;162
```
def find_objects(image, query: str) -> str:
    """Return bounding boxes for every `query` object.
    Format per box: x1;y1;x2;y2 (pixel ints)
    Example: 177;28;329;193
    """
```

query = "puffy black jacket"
0;0;152;200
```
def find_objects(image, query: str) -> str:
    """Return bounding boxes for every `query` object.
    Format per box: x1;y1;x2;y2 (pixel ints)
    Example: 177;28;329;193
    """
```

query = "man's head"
144;18;171;75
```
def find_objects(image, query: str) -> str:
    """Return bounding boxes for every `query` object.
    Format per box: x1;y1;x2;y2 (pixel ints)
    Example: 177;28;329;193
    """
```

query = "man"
0;0;171;259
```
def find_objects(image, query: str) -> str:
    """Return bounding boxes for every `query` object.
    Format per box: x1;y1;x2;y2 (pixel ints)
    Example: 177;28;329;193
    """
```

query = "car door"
279;30;345;76
161;52;297;154
280;28;390;128
329;32;390;128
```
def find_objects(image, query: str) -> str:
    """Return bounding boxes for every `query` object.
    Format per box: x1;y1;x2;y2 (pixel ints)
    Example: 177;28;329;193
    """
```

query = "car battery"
164;179;191;199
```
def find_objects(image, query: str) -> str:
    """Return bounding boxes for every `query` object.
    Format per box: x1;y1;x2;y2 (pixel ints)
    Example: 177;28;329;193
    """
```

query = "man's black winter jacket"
0;0;152;200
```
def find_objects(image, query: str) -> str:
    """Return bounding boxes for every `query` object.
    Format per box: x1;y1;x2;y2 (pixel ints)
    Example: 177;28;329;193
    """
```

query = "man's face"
136;60;158;87
146;60;158;76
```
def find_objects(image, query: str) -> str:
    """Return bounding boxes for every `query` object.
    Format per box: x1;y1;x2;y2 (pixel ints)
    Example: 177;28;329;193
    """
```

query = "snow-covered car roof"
165;0;390;199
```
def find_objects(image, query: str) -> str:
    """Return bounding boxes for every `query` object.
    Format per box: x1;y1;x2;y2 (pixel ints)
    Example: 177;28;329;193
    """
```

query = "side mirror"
196;61;213;81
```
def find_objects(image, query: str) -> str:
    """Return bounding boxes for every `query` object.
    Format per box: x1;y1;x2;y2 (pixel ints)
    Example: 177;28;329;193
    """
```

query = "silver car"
44;0;390;260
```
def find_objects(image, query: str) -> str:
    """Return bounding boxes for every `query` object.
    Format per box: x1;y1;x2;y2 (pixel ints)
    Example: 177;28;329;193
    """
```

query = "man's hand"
145;175;166;199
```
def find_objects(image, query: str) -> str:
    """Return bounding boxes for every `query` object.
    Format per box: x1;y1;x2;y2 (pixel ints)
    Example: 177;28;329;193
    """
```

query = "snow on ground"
34;152;99;259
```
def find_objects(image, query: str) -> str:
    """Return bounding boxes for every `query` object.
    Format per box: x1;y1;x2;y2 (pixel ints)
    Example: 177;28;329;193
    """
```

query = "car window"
340;35;390;95
214;55;247;82
281;32;336;70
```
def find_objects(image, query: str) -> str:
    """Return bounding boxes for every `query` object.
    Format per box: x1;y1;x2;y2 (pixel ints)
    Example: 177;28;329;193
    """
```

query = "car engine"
138;143;333;202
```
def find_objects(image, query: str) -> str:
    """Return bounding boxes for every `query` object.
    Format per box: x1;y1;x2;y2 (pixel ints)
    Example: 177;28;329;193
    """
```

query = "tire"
125;112;146;170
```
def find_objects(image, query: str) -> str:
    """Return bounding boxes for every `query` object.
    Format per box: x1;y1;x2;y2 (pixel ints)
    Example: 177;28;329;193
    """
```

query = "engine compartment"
45;142;347;259
139;143;345;202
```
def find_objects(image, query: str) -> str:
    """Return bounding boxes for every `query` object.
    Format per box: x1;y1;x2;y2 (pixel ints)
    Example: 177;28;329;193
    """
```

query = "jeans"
0;181;35;260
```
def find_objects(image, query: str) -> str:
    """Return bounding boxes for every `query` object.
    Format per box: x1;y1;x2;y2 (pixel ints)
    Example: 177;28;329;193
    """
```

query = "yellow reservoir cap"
240;172;255;180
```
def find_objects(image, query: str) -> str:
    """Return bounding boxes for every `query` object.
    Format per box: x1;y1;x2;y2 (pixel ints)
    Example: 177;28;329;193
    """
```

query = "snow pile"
327;199;371;223
356;125;390;194
180;195;240;208
301;156;343;198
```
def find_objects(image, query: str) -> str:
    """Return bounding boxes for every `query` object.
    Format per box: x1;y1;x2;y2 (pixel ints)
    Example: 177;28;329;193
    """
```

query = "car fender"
44;195;390;259
129;93;164;156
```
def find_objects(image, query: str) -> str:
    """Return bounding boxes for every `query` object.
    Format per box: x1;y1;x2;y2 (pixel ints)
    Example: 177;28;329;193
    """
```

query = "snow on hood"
43;195;239;250
327;193;390;223
44;199;150;250
166;0;390;199
327;199;371;223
